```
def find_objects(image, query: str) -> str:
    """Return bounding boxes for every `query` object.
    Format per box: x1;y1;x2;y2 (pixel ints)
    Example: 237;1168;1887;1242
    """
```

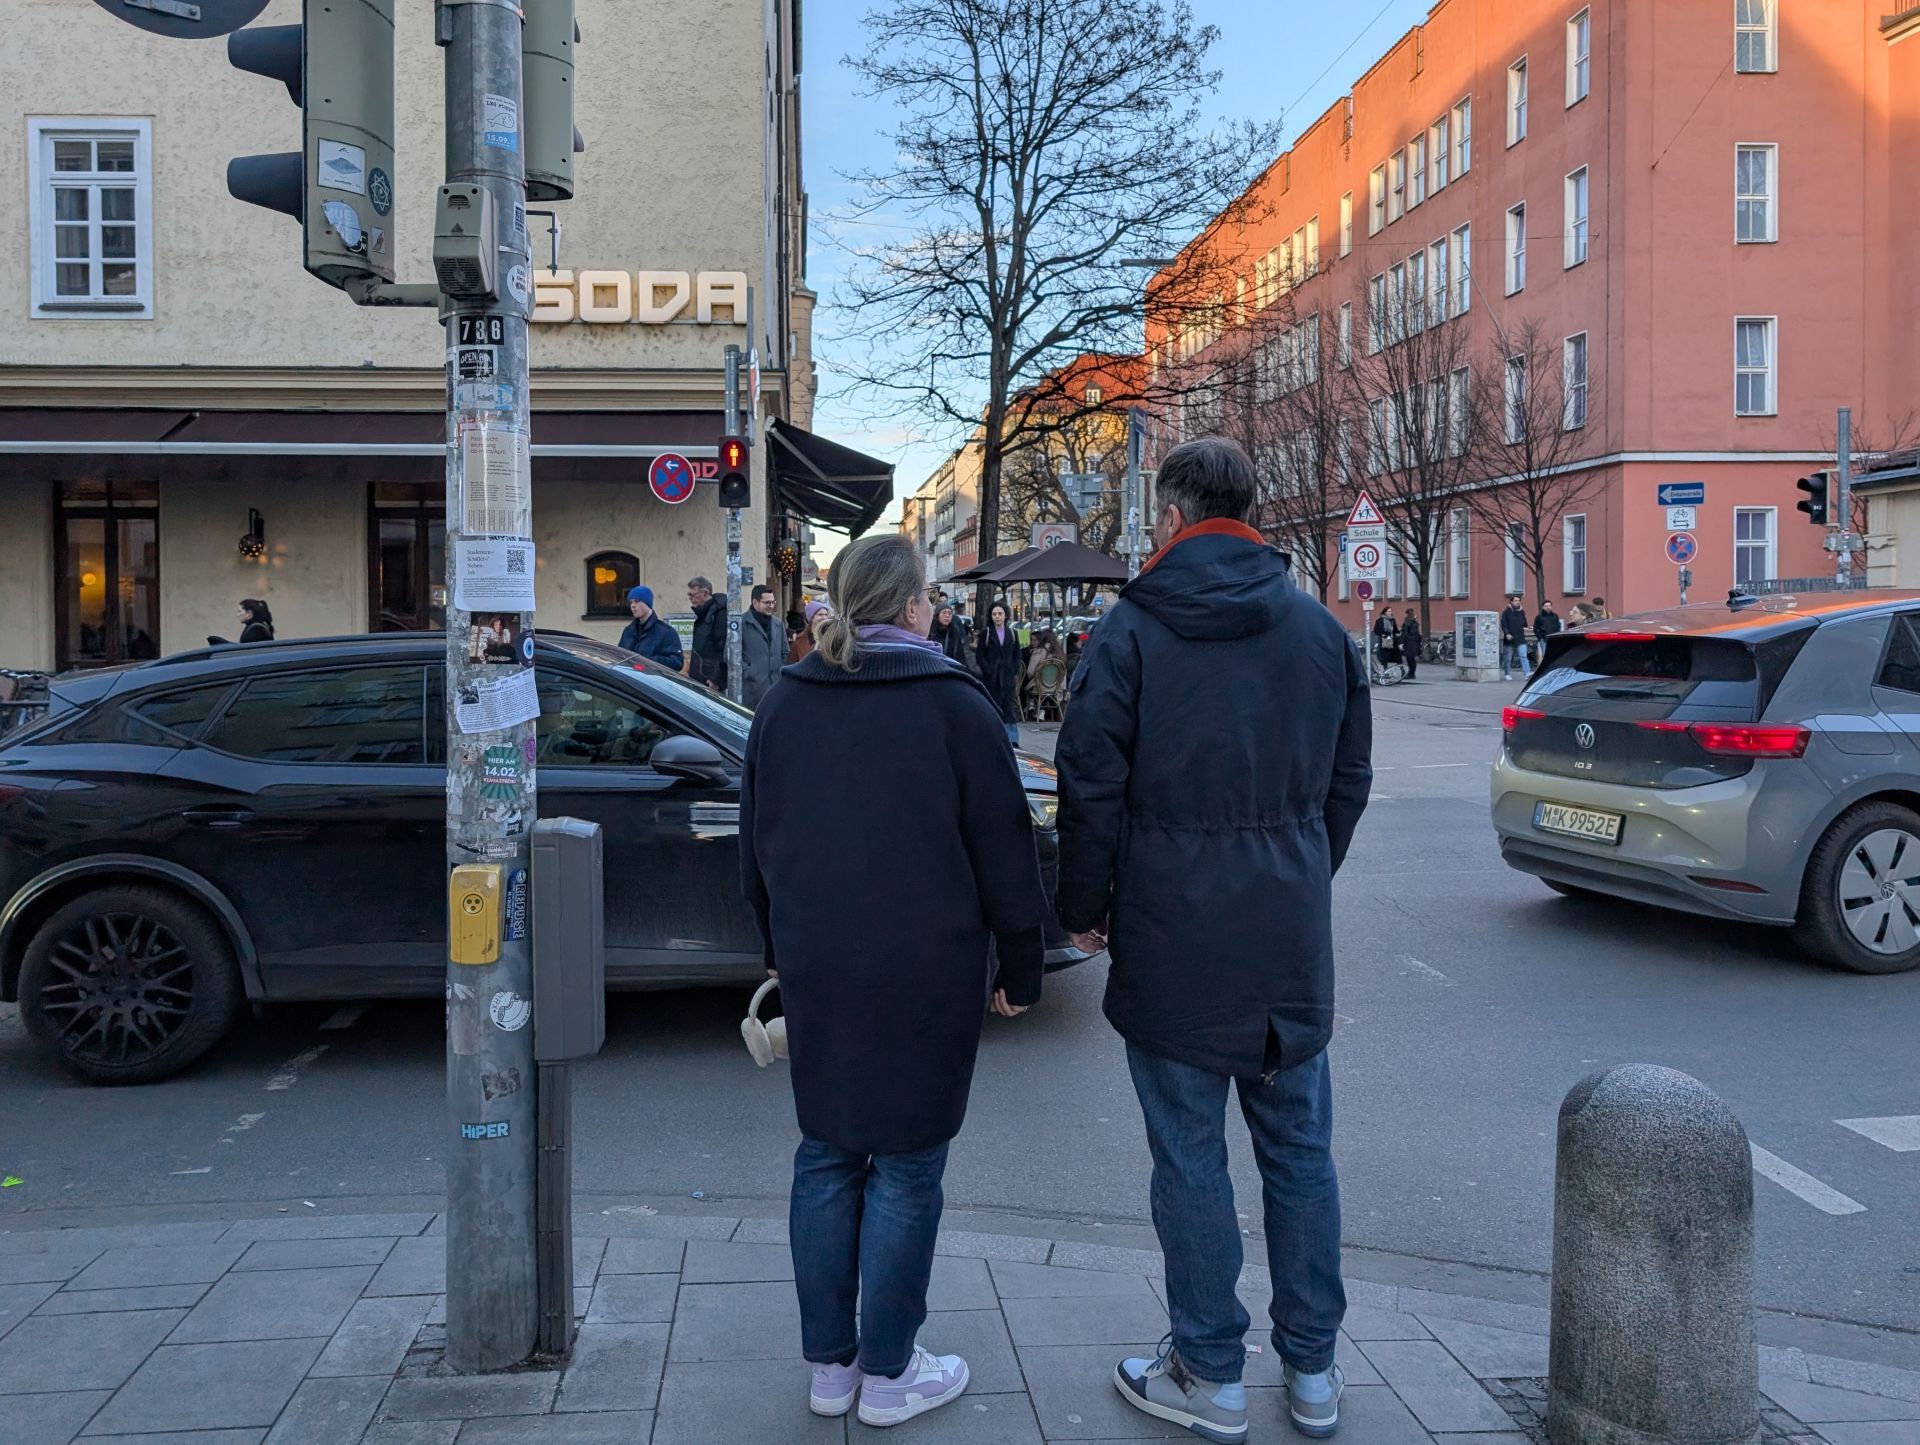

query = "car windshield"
549;635;753;747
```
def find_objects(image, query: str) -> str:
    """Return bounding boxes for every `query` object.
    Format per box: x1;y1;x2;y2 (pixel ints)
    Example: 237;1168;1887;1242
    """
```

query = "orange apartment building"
1148;0;1920;635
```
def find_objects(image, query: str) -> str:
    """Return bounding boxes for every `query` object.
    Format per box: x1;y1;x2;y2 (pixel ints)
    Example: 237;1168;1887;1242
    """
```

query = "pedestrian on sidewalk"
1533;598;1563;655
236;598;274;643
929;601;972;672
617;586;685;671
740;533;1049;1431
741;584;789;709
686;576;728;692
975;600;1023;747
789;599;830;664
1054;437;1373;1443
1399;607;1422;680
1500;594;1529;680
1371;608;1400;667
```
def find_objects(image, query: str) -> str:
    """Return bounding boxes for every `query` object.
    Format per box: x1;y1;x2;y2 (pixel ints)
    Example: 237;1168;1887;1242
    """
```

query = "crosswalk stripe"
1836;1116;1920;1152
1750;1144;1867;1216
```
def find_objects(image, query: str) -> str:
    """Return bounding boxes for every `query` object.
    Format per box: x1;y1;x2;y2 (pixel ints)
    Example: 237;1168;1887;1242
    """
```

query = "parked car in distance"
0;633;1090;1084
1492;590;1920;975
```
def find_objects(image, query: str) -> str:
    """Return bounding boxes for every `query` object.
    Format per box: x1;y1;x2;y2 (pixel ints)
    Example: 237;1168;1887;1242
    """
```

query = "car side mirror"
651;734;729;784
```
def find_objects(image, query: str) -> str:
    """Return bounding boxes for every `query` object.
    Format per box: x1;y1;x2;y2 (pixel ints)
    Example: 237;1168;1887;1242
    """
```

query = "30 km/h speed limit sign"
1349;539;1387;583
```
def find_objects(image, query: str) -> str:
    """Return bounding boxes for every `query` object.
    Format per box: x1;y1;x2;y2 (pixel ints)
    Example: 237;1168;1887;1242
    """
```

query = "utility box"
531;817;604;1063
1454;611;1502;683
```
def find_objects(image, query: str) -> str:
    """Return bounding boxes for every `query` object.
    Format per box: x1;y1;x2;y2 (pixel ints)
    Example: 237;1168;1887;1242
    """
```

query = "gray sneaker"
1113;1337;1248;1444
1283;1361;1345;1438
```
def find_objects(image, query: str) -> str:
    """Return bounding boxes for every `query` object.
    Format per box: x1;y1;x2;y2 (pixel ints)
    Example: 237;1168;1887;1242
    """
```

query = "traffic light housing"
1795;470;1831;526
225;0;396;291
717;436;751;509
524;0;584;202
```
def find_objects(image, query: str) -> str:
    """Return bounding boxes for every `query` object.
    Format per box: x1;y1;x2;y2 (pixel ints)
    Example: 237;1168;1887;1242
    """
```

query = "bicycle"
1367;651;1408;687
1424;632;1456;666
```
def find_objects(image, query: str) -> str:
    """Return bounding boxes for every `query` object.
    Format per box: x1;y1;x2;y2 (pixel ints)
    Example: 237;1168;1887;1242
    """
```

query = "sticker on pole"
1666;531;1699;565
458;426;531;538
452;539;536;611
483;93;519;152
1346;491;1386;527
649;453;697;505
454;670;541;735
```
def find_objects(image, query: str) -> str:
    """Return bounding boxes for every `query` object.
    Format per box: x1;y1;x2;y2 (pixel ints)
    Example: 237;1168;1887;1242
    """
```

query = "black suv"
0;634;1084;1084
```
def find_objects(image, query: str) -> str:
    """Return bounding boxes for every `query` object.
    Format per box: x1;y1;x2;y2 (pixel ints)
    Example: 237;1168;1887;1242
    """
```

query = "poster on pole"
458;425;531;539
452;540;537;612
454;670;541;735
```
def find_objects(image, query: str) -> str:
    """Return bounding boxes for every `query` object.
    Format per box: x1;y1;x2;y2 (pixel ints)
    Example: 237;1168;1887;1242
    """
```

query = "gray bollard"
1548;1065;1759;1445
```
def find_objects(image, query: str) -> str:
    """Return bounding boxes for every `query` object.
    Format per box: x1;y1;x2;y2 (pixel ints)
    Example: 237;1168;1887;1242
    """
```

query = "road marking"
319;1005;366;1032
218;1112;266;1147
266;1045;329;1091
1398;955;1455;986
1836;1116;1920;1152
1411;762;1471;770
169;1167;212;1176
1750;1144;1867;1215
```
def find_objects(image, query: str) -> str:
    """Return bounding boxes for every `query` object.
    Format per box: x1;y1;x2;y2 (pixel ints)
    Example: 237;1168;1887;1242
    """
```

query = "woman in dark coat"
973;600;1023;746
741;535;1048;1430
236;599;274;642
928;602;972;672
1398;607;1422;680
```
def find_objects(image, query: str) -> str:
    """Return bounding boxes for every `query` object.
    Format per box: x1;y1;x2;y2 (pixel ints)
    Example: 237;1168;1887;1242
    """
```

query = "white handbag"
741;978;788;1068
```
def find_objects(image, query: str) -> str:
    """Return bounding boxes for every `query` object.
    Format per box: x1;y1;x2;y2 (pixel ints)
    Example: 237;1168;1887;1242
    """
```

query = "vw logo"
1574;723;1597;750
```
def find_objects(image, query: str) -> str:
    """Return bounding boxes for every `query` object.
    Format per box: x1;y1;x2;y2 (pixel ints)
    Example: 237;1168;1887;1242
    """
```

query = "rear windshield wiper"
1594;684;1678;699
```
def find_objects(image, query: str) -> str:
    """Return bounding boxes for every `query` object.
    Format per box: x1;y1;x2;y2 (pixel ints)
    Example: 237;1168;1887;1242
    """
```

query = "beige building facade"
0;0;884;672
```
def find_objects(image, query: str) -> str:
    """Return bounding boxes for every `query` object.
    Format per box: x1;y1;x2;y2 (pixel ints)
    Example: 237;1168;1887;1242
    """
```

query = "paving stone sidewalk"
2;1209;1917;1444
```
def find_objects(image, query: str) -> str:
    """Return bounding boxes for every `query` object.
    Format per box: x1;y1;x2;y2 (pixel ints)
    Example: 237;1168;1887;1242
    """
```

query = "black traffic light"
1795;470;1831;526
226;0;396;291
717;436;751;509
524;0;585;202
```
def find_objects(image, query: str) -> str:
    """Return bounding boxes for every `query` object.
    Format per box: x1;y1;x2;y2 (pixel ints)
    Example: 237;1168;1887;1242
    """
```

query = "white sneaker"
857;1345;970;1427
809;1360;862;1417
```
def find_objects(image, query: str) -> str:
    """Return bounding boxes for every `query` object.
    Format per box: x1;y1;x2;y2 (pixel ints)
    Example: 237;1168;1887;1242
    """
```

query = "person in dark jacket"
616;586;685;670
1055;437;1372;1443
1371;608;1400;666
1534;599;1563;648
1499;595;1529;680
929;601;972;672
236;599;274;643
686;576;728;692
742;534;1048;1430
974;601;1023;746
740;584;788;709
1399;607;1422;680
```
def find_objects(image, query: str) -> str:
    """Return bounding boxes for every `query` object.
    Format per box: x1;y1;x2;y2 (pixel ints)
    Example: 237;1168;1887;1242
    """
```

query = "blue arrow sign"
1658;482;1705;506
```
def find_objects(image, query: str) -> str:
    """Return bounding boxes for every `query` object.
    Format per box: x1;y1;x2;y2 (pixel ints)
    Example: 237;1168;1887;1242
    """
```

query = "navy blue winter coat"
618;613;684;671
1054;523;1373;1079
740;643;1049;1154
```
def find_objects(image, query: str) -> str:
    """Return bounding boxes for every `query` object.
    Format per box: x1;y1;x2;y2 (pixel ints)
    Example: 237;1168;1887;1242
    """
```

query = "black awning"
767;419;894;538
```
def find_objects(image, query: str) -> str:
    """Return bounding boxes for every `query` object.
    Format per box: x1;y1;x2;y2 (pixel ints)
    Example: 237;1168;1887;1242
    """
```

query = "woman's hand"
990;989;1028;1018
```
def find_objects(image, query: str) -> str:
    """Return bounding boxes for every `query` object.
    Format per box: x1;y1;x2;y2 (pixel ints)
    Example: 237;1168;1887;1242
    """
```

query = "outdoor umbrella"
986;541;1130;585
944;547;1038;585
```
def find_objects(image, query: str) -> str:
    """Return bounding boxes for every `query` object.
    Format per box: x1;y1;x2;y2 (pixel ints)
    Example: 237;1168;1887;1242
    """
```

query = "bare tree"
1347;278;1487;634
1468;317;1606;612
1819;410;1919;577
835;0;1280;600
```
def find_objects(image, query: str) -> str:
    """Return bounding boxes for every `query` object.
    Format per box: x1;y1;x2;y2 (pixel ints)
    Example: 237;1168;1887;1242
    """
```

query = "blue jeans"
1005;723;1021;747
1502;641;1526;675
1126;1042;1344;1383
790;1136;950;1378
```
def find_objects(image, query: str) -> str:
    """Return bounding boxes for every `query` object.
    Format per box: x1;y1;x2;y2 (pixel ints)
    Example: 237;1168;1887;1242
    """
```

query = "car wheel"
1793;803;1920;975
19;886;242;1084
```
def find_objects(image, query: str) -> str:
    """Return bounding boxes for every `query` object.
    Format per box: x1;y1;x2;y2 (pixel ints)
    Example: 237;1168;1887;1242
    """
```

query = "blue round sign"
649;453;696;505
1666;531;1698;565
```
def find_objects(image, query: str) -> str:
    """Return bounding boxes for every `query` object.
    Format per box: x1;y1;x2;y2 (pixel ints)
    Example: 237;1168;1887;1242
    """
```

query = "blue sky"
801;0;1435;538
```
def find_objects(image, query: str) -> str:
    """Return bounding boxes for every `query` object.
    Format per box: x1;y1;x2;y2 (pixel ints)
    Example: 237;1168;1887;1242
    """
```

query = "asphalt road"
3;688;1916;1336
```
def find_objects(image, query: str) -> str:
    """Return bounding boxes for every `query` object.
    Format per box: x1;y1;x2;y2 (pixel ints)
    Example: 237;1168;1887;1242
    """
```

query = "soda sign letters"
532;270;749;326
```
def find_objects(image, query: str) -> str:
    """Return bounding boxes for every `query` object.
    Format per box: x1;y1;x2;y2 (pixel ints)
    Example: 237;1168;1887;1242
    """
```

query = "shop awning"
766;419;894;538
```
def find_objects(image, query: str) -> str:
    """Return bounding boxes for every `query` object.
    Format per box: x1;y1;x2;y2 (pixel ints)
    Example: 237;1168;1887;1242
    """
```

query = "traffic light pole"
1125;409;1144;581
1836;406;1853;587
723;344;745;706
439;0;539;1373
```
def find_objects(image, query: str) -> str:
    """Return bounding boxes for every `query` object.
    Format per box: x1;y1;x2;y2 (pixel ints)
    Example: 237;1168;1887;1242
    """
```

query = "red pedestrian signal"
717;435;750;508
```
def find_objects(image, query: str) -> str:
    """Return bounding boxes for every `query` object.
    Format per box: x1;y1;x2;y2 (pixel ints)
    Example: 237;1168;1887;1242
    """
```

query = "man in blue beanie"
618;585;684;670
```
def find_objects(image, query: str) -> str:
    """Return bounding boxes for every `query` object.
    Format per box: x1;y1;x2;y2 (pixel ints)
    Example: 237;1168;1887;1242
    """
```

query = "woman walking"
929;601;972;672
974;600;1024;747
1399;608;1422;681
740;536;1049;1429
236;599;274;642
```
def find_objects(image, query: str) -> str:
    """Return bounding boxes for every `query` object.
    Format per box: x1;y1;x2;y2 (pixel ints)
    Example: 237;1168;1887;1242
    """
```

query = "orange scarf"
1139;518;1269;575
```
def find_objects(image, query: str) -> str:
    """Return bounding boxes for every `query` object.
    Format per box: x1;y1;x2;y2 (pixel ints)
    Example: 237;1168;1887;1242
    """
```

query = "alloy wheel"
1837;827;1920;955
35;910;196;1068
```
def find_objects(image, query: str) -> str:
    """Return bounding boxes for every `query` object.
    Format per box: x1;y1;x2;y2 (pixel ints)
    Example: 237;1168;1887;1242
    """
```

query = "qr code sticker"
506;550;527;576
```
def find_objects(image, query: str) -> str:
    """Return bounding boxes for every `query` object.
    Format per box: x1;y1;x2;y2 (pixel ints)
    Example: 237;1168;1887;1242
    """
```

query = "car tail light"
1582;631;1662;642
1634;719;1809;757
1502;706;1545;732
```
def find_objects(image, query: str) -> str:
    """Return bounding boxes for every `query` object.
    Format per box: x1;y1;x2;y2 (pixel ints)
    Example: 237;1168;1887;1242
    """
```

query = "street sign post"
1664;506;1697;532
648;453;695;505
1666;532;1699;565
1657;482;1705;507
1346;491;1388;585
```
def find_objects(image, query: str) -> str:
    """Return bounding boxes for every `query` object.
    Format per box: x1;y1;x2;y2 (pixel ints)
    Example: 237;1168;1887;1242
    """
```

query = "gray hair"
1156;436;1257;526
687;575;714;593
815;534;926;671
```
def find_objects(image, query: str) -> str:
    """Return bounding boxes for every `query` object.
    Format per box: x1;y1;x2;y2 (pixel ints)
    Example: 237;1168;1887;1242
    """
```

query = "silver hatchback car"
1492;590;1920;974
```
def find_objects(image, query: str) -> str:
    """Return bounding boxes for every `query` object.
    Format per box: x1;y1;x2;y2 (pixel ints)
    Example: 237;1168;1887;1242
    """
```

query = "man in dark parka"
1055;437;1372;1442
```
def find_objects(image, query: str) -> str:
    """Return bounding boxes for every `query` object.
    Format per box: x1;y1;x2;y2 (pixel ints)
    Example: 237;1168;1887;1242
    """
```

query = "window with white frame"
29;120;154;317
1406;251;1426;336
1429;236;1449;328
1506;203;1527;294
1409;134;1427;208
1280;235;1295;293
1431;114;1450;192
1735;507;1776;583
1565;167;1589;267
1736;144;1777;242
1305;215;1321;274
1736;0;1777;73
1505;353;1528;442
1567;9;1591;106
1449;368;1470;457
1505;523;1527;594
1507;58;1529;145
1300;312;1321;385
1336;419;1354;489
1735;316;1776;415
1389;262;1407;344
1452;96;1473;175
1388;547;1407;599
1562;513;1588;593
1370;167;1386;235
1368;274;1387;354
1388;151;1406;223
1340;192;1354;256
1452;223;1472;314
1430;547;1446;599
1563;332;1589;429
1450;507;1472;595
1368;399;1391;476
1337;300;1353;368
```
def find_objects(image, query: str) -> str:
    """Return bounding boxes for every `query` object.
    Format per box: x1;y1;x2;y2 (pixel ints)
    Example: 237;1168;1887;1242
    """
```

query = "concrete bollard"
1547;1065;1759;1445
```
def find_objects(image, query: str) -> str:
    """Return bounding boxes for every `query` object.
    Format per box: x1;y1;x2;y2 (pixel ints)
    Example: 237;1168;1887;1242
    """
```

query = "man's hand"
1069;928;1108;955
990;989;1028;1018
